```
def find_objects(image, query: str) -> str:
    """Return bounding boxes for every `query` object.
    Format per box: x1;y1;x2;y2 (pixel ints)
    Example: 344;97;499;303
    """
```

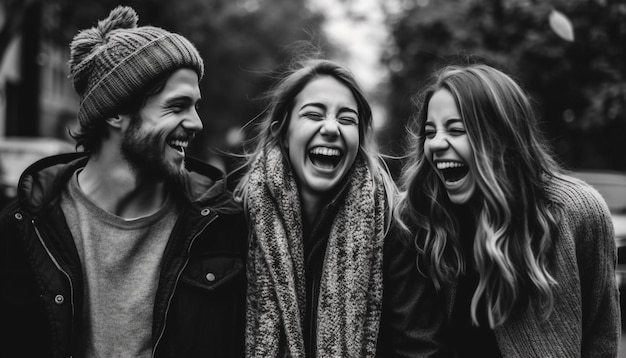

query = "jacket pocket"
179;255;244;292
163;255;246;356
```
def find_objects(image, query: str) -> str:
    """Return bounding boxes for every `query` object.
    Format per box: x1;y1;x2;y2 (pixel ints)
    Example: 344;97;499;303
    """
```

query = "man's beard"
121;113;186;190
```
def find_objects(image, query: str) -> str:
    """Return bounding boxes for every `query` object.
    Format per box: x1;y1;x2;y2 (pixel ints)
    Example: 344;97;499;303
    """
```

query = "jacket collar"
17;152;241;216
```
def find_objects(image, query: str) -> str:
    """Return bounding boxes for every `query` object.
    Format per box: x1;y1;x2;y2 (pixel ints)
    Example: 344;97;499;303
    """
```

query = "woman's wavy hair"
395;64;563;327
234;57;396;224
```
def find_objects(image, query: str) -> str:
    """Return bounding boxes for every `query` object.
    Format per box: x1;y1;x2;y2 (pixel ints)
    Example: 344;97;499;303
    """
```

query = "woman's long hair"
396;64;563;327
235;57;396;225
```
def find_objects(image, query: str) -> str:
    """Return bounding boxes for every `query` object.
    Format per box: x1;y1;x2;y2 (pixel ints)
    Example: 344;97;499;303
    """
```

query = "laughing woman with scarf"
235;58;447;357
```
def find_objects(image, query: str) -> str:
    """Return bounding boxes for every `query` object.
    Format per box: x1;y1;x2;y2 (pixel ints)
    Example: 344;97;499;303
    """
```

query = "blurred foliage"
381;0;626;171
0;0;38;57
39;0;329;165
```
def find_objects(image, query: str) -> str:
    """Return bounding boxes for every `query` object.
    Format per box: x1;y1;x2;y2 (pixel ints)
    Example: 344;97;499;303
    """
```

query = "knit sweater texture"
444;174;620;357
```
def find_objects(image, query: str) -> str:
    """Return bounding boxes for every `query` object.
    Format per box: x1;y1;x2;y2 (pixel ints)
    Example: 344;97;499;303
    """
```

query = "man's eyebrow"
163;95;200;105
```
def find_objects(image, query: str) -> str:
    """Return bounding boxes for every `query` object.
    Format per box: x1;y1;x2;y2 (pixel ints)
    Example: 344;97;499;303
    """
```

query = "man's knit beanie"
68;5;204;126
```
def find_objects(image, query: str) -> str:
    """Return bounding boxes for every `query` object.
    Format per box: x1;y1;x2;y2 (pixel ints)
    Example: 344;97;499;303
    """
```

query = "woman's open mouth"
436;161;469;184
308;146;343;170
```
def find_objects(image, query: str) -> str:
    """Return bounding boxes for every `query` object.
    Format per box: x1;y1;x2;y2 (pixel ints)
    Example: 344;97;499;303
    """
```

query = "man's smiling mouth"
308;146;343;170
167;139;189;154
436;161;469;183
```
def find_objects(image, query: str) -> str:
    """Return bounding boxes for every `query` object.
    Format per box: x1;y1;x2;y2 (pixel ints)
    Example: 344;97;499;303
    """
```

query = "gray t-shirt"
60;171;179;358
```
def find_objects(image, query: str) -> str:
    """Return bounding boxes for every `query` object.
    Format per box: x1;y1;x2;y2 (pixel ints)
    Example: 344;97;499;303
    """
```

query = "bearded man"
0;6;247;357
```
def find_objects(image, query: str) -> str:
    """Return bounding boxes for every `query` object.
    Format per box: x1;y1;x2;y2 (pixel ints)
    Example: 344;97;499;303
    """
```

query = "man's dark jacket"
0;152;247;357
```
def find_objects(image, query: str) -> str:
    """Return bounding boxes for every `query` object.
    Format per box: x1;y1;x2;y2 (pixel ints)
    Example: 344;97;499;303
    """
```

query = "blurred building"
0;1;78;140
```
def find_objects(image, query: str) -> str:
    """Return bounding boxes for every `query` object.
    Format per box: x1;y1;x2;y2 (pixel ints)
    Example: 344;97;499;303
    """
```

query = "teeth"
170;140;189;148
436;161;465;170
309;147;341;156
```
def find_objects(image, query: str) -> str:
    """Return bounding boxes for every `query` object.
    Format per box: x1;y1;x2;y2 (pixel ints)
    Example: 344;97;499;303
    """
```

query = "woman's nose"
427;132;450;151
320;117;339;137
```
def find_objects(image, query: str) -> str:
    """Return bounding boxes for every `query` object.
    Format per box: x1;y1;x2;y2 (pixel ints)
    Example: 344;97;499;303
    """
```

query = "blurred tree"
47;0;329;168
0;0;38;58
381;0;626;172
0;0;43;137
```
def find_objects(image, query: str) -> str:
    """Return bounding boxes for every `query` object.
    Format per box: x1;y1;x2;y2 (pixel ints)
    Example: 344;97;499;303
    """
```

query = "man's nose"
184;110;204;133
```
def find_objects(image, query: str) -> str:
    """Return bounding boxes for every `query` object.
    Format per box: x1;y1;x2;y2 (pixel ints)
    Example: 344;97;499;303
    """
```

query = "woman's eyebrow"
299;103;358;115
446;118;463;125
338;107;358;116
300;102;326;111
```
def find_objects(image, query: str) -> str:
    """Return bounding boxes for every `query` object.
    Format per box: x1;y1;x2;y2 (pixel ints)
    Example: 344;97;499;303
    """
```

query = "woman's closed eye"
337;116;358;125
302;112;325;120
424;127;466;138
447;127;466;136
424;126;437;139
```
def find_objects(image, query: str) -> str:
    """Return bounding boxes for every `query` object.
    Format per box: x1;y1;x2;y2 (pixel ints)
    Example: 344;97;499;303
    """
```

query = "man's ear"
105;114;131;130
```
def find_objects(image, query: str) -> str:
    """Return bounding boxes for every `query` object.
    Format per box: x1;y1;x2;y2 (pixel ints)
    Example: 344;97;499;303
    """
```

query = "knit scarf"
245;146;386;357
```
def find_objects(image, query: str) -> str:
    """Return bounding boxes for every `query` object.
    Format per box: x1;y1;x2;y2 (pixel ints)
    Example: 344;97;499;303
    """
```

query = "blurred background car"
0;137;75;208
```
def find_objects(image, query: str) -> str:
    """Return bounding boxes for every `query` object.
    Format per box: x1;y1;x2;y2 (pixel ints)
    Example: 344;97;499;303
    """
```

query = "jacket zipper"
32;219;76;355
151;213;219;357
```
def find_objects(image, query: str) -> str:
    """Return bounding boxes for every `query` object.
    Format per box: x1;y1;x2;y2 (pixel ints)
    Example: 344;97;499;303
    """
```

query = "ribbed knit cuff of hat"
78;32;204;124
